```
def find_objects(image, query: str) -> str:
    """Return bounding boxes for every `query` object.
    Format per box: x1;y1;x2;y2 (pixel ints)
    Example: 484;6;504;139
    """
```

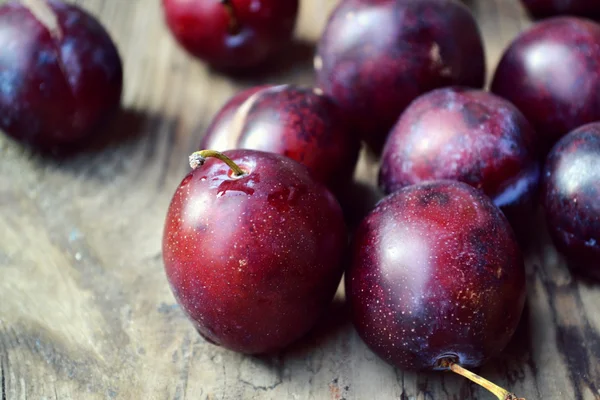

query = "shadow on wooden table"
528;226;600;398
283;294;352;357
20;108;151;160
213;40;317;85
34;108;183;190
495;300;537;386
85;108;150;153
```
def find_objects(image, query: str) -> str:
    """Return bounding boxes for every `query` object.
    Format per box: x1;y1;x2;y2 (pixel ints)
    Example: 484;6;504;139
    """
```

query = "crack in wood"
1;359;6;400
238;378;283;392
395;368;409;400
538;261;600;400
174;333;192;400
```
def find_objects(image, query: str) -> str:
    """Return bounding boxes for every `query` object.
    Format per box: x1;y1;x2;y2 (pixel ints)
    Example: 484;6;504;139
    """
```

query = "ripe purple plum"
543;123;600;280
0;0;123;150
200;85;359;191
347;181;526;399
162;0;298;70
492;17;600;150
379;87;540;230
315;0;485;151
163;150;347;354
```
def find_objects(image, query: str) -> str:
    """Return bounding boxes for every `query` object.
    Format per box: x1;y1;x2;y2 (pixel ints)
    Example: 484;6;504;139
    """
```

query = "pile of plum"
1;0;599;398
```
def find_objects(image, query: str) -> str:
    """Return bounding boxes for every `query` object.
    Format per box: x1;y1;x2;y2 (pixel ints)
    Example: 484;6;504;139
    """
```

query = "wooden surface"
1;0;599;399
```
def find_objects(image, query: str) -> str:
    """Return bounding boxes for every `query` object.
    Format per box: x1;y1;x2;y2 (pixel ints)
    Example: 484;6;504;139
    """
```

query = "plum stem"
189;150;246;177
220;0;241;34
440;360;525;400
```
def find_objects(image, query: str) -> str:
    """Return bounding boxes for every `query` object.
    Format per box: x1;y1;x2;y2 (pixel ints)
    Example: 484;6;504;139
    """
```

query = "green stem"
188;150;246;177
438;359;525;400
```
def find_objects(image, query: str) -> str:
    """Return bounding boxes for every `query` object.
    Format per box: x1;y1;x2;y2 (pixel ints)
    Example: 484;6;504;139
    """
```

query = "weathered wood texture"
1;0;599;399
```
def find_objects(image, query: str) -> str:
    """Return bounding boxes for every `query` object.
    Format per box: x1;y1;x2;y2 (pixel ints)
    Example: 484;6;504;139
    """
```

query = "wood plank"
1;0;599;399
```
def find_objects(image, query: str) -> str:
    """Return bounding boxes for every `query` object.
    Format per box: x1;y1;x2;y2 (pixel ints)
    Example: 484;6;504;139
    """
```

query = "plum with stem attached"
163;149;347;354
347;181;526;400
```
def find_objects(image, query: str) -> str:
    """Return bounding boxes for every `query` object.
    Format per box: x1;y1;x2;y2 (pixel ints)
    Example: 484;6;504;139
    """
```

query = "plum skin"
346;181;526;370
521;0;600;18
200;84;360;191
0;0;123;150
315;0;485;151
163;150;347;354
379;87;540;230
543;123;600;279
162;0;299;70
491;17;600;150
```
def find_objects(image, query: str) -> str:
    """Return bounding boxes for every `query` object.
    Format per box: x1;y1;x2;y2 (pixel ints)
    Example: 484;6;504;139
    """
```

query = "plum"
0;0;123;150
347;181;526;372
491;17;600;151
162;0;299;70
543;122;600;280
379;87;540;230
163;150;347;354
200;85;360;191
315;0;485;151
521;0;600;18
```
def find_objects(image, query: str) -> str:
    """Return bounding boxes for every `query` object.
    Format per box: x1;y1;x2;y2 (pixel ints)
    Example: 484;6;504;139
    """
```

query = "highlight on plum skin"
542;122;600;280
315;0;486;151
200;84;360;192
0;0;123;151
379;87;540;233
162;0;299;70
491;17;600;152
347;181;526;372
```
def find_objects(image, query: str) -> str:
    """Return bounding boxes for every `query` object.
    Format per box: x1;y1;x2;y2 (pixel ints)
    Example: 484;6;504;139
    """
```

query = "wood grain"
1;0;599;399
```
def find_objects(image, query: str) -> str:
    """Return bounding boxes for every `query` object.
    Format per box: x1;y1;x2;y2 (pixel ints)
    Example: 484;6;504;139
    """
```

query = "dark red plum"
0;0;123;150
162;0;298;70
491;17;600;150
347;181;526;372
315;0;485;151
200;85;360;190
379;87;540;230
543;123;600;280
521;0;600;18
163;150;347;354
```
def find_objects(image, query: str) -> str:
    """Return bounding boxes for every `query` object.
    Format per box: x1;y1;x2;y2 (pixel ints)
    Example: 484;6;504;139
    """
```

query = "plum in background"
315;0;485;151
163;150;347;354
162;0;299;70
543;123;600;280
200;85;360;191
0;0;123;151
492;17;600;151
379;87;540;232
521;0;600;19
347;181;526;398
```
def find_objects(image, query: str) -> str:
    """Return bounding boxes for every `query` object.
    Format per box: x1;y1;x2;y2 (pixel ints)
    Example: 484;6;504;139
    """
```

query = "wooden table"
1;0;599;399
